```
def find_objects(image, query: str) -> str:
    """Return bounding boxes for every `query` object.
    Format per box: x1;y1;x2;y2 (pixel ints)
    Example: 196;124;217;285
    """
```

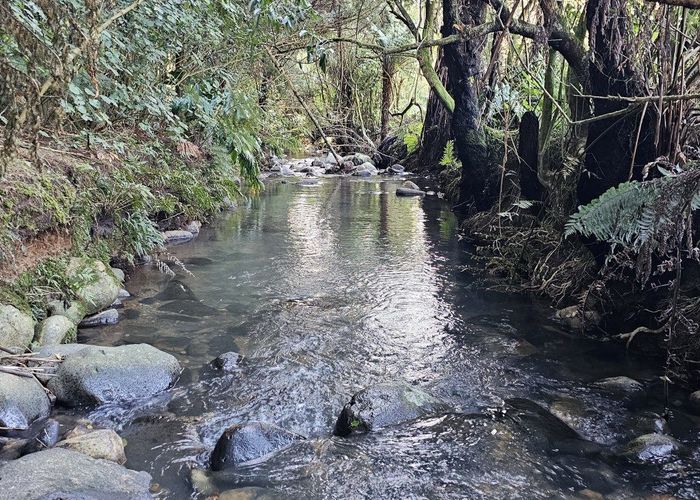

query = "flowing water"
65;177;699;498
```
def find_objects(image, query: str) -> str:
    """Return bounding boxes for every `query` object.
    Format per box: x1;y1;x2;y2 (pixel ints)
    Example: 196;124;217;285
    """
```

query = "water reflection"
69;177;700;500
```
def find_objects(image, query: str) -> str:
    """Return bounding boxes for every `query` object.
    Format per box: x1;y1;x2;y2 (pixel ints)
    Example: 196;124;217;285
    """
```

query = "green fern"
566;167;700;261
439;140;461;168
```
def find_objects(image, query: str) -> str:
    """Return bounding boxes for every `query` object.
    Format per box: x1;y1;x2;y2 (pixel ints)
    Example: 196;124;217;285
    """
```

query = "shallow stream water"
64;177;699;498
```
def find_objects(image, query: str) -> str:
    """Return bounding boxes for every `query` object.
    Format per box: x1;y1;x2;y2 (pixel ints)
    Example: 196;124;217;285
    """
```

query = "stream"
59;177;699;498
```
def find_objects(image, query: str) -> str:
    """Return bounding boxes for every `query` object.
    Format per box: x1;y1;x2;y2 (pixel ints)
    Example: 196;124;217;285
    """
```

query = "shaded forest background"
1;0;700;381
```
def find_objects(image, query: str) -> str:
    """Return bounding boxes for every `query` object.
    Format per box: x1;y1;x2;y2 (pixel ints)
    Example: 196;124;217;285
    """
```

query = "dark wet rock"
388;164;405;174
34;315;77;346
334;382;447;436
0;373;51;430
554;305;602;330
618;433;682;463
78;308;119;328
396;187;426;197
594;376;645;401
162;229;195;244
219;487;282;500
0;304;34;350
47;344;181;406
345;153;373;166
124;308;141;320
0;448;152;500
67;257;122;316
0;437;27;461
210;422;304;470
311;159;324;167
57;428;126;464
213;352;242;372
689;390;700;414
20;419;60;455
156;279;198;301
299;178;320;186
625;411;669;438
341;161;356;173
548;397;589;436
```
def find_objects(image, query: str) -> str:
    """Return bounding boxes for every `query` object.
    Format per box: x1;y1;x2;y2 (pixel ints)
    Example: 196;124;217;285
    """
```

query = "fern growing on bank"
565;165;700;283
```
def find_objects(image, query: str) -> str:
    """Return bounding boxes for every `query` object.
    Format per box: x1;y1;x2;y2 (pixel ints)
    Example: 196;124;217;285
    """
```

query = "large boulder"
66;258;121;316
334;382;447;436
0;304;34;350
0;448;152;500
210;422;304;470
56;428;126;464
47;343;181;405
618;433;683;463
0;373;51;430
34;315;77;346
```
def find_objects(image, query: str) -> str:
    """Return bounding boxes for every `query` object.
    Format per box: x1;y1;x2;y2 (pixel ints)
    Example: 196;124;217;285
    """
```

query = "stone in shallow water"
47;344;181;405
396;187;425;197
0;448;152;500
56;428;127;464
162;229;195;244
334;382;447;436
66;257;121;316
594;376;645;401
213;352;242;372
0;373;51;430
20;419;61;456
219;487;282;500
619;433;682;463
210;422;304;470
78;308;119;328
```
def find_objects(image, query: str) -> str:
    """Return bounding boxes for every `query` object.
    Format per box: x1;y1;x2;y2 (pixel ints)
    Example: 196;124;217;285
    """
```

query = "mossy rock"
0;304;35;350
66;258;120;315
34;315;78;347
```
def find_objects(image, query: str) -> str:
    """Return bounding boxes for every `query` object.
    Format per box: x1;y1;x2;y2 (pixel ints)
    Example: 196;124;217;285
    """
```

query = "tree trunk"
417;50;452;170
578;0;657;206
442;0;491;210
518;111;542;203
380;54;394;141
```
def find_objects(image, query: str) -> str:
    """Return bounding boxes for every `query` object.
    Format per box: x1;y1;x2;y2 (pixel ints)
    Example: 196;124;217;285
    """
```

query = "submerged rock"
299;178;320;186
594;376;645;401
219;487;282;500
56;428;126;464
619;433;682;463
0;304;34;350
0;448;152;500
0;373;51;430
213;352;242;372
334;382;447;436
162;229;195;244
210;422;304;470
66;257;121;316
47;344;181;405
34;315;77;346
78;308;119;328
